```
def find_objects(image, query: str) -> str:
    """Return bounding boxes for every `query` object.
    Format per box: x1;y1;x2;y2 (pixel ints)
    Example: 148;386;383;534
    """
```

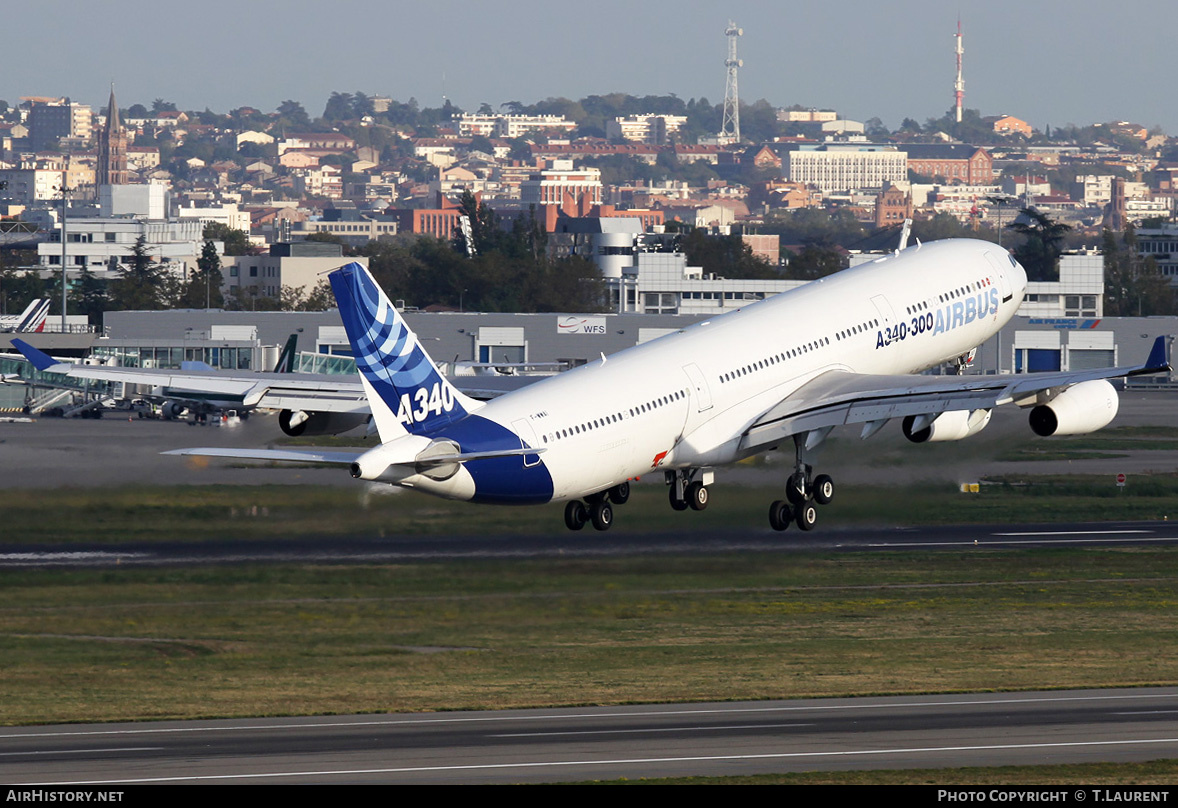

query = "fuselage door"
985;251;1014;302
511;418;542;467
682;363;713;412
870;294;896;326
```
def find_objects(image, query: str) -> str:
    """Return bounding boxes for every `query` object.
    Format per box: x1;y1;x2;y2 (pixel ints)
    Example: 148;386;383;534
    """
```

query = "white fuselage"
401;239;1027;503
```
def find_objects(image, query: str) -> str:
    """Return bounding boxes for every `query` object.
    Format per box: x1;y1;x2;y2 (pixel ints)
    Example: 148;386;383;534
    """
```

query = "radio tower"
953;17;964;124
720;21;743;143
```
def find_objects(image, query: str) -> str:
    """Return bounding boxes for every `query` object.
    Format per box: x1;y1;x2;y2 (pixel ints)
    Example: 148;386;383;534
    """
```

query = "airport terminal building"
92;306;1176;387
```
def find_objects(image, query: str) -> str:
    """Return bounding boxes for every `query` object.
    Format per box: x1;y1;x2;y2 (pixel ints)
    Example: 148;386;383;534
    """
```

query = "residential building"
777;109;838;123
25;97;91;151
519;159;603;209
874;183;912;228
1136;226;1178;282
388;194;464;240
606;114;688;145
1072;175;1116;207
899;144;993;184
36;217;206;280
788;144;907;194
1002;175;1052;199
987;115;1033;137
458;114;576;139
223;242;368;301
176;202;251;234
100;184;169;219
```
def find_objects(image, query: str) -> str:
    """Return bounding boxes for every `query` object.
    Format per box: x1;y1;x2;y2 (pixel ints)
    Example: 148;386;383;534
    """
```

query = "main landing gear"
666;468;712;512
769;434;835;532
564;481;631;532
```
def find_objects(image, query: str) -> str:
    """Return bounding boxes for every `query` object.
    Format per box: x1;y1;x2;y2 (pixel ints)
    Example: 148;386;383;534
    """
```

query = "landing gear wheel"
768;500;792;532
564;501;588;531
813;474;834;506
669;485;688;511
609;482;631;505
590;500;614;531
794;501;818;531
786;472;808;505
687;481;708;511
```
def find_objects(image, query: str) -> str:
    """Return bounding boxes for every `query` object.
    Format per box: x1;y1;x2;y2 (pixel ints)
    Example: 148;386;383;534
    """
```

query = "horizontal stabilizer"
162;447;364;464
415;446;547;467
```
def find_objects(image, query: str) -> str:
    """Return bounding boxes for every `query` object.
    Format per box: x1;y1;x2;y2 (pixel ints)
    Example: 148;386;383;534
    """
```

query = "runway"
2;520;1178;568
3;688;1177;784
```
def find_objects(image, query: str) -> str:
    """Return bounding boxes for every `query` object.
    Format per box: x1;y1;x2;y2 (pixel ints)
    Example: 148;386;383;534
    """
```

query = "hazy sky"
6;0;1175;133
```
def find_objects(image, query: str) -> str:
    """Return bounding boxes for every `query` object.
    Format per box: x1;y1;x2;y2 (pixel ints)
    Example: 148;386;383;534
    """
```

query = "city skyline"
6;0;1177;134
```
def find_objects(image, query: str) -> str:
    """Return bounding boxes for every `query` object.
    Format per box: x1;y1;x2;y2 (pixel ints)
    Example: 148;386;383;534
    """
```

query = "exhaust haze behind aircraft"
167;241;1169;532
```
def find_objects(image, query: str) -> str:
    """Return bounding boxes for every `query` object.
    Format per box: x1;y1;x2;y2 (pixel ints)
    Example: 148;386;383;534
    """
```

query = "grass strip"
2;547;1178;725
5;474;1178;544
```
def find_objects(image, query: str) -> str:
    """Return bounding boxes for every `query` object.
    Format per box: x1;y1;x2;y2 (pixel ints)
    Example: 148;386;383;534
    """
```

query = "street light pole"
58;156;71;332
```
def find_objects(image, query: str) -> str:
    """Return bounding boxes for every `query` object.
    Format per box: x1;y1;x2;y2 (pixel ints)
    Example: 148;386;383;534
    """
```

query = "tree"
784;244;845;280
276;100;310;129
202;222;255;256
322;92;355;122
177;240;224;309
1102;226;1175;316
72;266;109;324
0;265;46;317
1007;207;1072;281
351;92;375;119
108;236;177;310
680;230;779;279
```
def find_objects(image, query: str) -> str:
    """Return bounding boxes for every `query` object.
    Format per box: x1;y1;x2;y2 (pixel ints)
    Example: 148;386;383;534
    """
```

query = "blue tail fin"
329;262;476;438
10;338;59;371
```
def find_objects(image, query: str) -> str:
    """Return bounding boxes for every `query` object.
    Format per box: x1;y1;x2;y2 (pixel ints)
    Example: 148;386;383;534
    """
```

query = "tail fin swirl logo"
329;262;471;435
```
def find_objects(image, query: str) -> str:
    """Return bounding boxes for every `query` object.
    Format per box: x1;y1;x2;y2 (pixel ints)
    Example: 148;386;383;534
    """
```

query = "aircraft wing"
8;337;527;411
741;335;1170;452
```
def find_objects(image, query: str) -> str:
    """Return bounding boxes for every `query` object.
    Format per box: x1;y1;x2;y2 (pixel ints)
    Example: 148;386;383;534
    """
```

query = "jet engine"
162;401;187;419
278;409;369;437
1028;379;1119;437
902;409;992;443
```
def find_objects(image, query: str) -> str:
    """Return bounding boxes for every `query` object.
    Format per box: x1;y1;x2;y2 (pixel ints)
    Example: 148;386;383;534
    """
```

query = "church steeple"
106;85;120;132
97;83;129;186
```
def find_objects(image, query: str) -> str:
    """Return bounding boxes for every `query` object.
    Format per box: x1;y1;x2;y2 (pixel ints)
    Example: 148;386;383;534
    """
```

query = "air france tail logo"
877;287;1001;349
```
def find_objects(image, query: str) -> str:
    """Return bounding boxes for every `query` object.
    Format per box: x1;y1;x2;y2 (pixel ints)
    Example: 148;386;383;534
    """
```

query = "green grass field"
3;546;1178;726
4;472;1178;543
6;471;1178;783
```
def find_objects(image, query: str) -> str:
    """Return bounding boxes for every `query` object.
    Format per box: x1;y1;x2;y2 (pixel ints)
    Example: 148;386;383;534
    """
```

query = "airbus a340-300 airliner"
165;239;1169;532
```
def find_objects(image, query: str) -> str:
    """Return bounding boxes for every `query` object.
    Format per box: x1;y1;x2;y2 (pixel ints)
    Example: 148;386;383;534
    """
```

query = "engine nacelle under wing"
903;409;992;443
1028;379;1119;437
278;409;369;437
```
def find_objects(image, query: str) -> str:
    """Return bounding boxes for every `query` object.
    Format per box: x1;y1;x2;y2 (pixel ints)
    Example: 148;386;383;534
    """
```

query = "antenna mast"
954;17;964;124
720;21;743;143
